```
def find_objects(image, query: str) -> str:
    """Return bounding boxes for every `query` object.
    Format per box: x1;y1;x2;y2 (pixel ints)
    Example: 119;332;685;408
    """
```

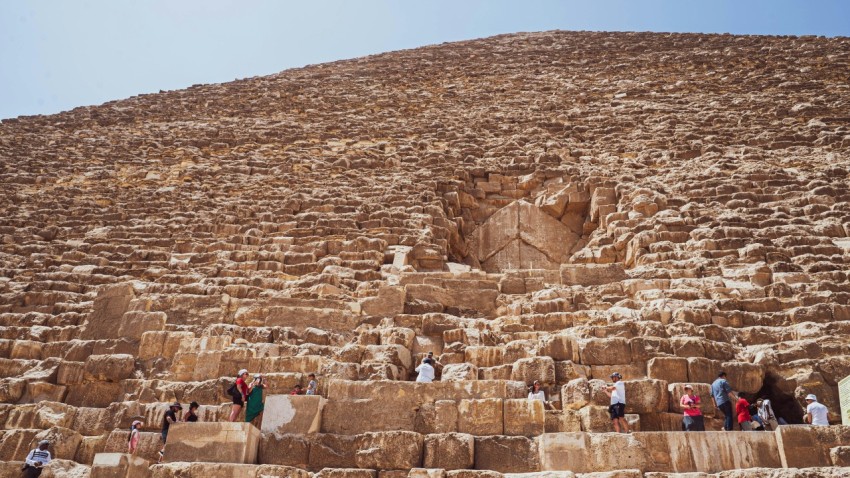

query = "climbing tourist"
306;373;318;395
246;374;266;426
605;372;629;433
22;440;51;478
711;371;736;431
290;384;304;395
158;402;182;462
736;393;753;431
228;369;250;422
415;357;435;383
804;394;829;426
680;384;705;431
528;380;546;402
756;398;779;430
184;402;200;422
128;420;143;454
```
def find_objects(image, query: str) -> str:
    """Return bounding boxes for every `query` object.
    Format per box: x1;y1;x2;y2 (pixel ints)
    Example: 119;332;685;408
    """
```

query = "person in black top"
184;401;200;422
158;402;182;462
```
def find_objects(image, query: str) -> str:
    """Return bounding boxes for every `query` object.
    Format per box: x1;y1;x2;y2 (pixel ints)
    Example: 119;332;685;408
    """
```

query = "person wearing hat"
158;402;182;462
22;439;51;477
229;369;251;422
804;394;829;426
604;372;630;433
711;371;736;431
128;420;143;454
679;385;705;431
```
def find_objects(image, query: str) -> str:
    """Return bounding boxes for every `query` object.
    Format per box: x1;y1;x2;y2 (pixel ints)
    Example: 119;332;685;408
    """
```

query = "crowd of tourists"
20;358;837;471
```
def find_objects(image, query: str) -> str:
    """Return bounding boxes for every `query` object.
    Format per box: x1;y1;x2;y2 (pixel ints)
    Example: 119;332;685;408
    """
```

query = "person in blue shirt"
711;371;736;431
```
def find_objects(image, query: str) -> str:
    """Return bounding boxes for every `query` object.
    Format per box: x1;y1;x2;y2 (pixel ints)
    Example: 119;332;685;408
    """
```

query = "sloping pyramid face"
475;200;580;271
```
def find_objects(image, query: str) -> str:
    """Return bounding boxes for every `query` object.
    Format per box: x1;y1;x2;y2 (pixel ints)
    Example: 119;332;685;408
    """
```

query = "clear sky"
1;0;849;119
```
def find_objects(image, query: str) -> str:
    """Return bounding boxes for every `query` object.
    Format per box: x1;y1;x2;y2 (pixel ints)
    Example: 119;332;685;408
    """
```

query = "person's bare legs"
229;404;241;422
618;417;630;433
612;419;621;433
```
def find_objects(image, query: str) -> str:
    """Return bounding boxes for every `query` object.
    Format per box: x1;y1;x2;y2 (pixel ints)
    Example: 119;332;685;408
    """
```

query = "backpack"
227;383;240;399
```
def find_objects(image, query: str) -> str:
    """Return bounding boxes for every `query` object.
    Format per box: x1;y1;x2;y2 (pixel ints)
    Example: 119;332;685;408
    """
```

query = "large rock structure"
1;30;850;477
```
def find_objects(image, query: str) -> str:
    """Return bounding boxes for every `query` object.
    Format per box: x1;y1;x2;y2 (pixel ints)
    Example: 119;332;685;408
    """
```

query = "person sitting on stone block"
680;384;705;431
306;373;318;395
290;384;304;395
756;398;779;431
605;372;630;433
415;357;435;383
184;402;200;422
22;440;51;478
128;420;143;454
804;394;829;426
711;370;736;431
735;393;754;431
528;380;546;402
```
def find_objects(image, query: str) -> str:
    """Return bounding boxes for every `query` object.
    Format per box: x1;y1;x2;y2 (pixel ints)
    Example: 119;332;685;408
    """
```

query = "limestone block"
458;399;503;436
322;399;417;435
686;357;720;385
355;431;423;470
56;362;85;385
362;287;406;317
164;422;260;464
151;463;311;478
408;469;446;478
560;264;627;286
543;410;581;433
720;361;765;394
503;399;545;437
116;311;166;341
441;363;478;382
473;436;539;473
82;283;136;340
75;435;107;466
84;354;136;382
511;357;556;385
261;394;324;435
34;402;77;429
423;433;474;470
35;426;83;461
20;382;67;404
90;453;150;478
363;344;412;371
540;335;579;363
560;379;607;410
445;471;503;478
309;434;359;469
258;433;309;467
554;361;589;385
316;469;377;478
578;338;632;366
577;406;612;433
775;425;850;469
36;459;92;478
435;400;458;433
464;347;505;368
624;379;669;414
646;357;688;384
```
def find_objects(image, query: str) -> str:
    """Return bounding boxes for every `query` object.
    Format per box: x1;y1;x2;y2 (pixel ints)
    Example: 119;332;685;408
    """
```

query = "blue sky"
1;0;849;119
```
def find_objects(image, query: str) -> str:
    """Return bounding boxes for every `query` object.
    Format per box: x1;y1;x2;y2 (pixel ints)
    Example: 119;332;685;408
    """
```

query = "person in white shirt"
23;440;52;477
528;380;546;402
804;394;829;426
605;372;630;433
415;358;435;383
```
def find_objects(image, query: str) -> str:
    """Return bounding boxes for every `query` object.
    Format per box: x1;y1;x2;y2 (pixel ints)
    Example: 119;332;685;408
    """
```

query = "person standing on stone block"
804;394;829;426
680;384;705;431
159;402;182;462
756;398;779;431
22;440;51;478
736;393;753;431
605;372;630;433
128;420;143;454
711;371;736;431
246;374;265;427
228;369;251;422
415;358;435;383
306;373;318;395
184;402;200;422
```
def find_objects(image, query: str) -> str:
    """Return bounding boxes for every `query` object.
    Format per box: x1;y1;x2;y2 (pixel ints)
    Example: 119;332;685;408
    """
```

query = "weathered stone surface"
474;436;539;473
163;422;259;464
458;399;503;436
90;453;149;478
261;394;324;435
423;433;474;470
355;431;423;470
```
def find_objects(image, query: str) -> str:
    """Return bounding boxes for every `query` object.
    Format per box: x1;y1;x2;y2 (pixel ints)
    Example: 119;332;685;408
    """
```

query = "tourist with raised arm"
605;372;630;433
711;371;736;431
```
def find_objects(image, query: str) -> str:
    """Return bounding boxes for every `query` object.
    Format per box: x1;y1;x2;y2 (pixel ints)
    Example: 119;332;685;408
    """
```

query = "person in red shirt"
736;393;753;431
228;369;251;422
290;384;304;395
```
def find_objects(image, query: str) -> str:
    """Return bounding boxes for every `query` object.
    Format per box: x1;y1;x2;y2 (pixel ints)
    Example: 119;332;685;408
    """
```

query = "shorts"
683;415;705;431
232;395;244;406
609;403;625;420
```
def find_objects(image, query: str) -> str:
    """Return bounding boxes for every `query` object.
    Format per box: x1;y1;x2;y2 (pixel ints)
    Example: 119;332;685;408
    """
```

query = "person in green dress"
245;374;265;426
